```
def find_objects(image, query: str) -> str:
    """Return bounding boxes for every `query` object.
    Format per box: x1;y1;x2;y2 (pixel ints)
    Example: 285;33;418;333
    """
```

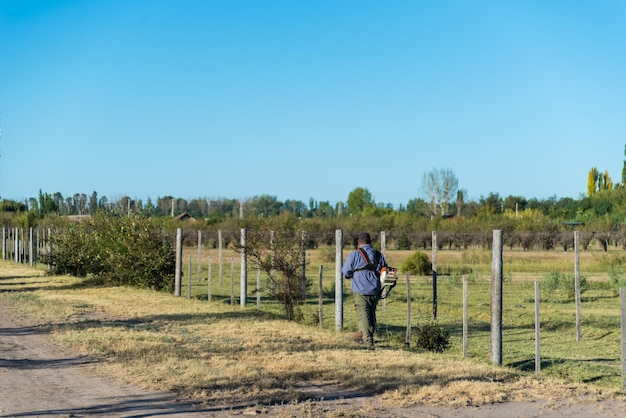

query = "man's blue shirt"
342;244;388;296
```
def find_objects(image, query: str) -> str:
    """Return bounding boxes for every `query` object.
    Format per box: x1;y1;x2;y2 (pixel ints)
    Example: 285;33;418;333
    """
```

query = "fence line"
4;226;626;392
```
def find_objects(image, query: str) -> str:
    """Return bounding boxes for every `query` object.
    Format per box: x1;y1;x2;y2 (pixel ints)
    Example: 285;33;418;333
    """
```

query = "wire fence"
3;225;626;391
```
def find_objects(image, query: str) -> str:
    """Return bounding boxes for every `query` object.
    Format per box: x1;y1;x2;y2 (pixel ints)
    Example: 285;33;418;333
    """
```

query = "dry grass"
1;258;623;411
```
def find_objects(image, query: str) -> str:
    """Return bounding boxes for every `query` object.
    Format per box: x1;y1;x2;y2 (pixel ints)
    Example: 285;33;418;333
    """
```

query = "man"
342;232;389;350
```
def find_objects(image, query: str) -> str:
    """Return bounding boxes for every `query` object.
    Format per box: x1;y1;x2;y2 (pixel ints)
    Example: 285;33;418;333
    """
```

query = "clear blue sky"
1;0;625;207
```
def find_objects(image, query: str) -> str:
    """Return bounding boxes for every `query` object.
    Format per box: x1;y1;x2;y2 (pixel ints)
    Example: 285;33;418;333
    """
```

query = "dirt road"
0;296;238;417
1;296;625;417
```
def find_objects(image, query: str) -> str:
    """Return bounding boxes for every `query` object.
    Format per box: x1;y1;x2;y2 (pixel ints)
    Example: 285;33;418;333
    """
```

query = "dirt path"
0;298;230;417
1;297;625;418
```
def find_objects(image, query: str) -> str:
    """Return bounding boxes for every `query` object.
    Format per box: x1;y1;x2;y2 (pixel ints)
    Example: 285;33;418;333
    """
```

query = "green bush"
566;273;588;299
541;270;588;301
42;213;175;291
542;271;562;297
400;251;431;275
608;268;626;293
414;322;450;353
42;223;106;277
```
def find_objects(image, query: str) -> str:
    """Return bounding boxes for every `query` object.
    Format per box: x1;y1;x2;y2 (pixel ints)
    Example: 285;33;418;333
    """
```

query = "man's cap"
357;232;371;244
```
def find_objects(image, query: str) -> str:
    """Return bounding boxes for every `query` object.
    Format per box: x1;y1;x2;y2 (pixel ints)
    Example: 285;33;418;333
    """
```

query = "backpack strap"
357;248;371;264
355;248;381;272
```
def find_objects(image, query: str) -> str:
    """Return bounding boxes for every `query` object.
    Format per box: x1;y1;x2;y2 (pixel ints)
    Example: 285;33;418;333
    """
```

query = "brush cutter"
379;267;398;299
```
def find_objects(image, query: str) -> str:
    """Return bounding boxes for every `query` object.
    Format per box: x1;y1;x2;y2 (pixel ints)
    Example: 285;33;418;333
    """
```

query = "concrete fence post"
491;229;503;365
335;229;344;332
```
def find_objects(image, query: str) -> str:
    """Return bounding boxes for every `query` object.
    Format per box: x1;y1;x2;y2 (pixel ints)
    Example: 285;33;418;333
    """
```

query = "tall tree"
89;191;98;215
587;167;599;196
38;190;58;216
421;168;458;217
346;187;374;215
248;195;282;217
603;170;613;191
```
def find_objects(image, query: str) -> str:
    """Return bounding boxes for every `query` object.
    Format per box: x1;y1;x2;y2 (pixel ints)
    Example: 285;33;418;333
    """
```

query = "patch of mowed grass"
1;256;624;409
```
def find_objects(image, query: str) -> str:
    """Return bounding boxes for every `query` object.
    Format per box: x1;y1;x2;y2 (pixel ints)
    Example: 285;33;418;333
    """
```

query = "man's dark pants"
354;293;379;347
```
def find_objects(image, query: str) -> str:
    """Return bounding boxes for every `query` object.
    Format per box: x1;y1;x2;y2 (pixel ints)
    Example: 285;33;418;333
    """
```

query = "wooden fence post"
302;230;307;300
47;228;52;269
14;227;19;263
36;228;40;264
240;228;247;307
318;265;324;329
491;229;503;366
218;230;223;286
20;228;24;263
335;229;344;332
29;228;34;267
535;279;541;375
574;230;582;342
432;230;438;320
174;228;182;297
463;275;468;357
197;231;202;283
619;287;626;392
207;256;212;303
405;271;411;348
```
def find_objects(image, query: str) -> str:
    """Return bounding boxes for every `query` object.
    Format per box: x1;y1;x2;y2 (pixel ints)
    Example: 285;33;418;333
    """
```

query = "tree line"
2;151;626;252
5;196;626;254
0;186;617;221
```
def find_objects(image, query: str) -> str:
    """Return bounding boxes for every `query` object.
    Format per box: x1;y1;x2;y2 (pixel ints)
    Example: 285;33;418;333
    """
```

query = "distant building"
173;212;196;222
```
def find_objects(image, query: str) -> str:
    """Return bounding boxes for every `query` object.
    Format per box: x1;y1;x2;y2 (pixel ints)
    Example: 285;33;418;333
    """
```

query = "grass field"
180;246;626;389
1;245;625;410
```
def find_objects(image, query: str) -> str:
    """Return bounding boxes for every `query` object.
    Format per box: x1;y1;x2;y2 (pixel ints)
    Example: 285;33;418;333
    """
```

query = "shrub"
542;271;562;297
541;270;588;301
414;322;450;353
400;251;431;275
42;213;175;291
565;273;588;299
42;223;106;277
608;268;626;295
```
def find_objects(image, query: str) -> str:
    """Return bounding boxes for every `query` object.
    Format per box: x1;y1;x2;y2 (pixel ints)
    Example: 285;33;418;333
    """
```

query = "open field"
1;246;626;415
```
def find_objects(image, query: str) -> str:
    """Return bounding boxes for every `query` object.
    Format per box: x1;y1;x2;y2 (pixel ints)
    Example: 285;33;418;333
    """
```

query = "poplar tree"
587;167;598;196
603;170;613;191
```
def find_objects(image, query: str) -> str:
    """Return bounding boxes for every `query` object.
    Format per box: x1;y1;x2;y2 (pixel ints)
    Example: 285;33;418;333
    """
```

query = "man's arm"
342;251;357;278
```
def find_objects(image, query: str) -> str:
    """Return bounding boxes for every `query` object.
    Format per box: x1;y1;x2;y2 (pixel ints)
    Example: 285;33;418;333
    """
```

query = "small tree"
239;215;308;320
